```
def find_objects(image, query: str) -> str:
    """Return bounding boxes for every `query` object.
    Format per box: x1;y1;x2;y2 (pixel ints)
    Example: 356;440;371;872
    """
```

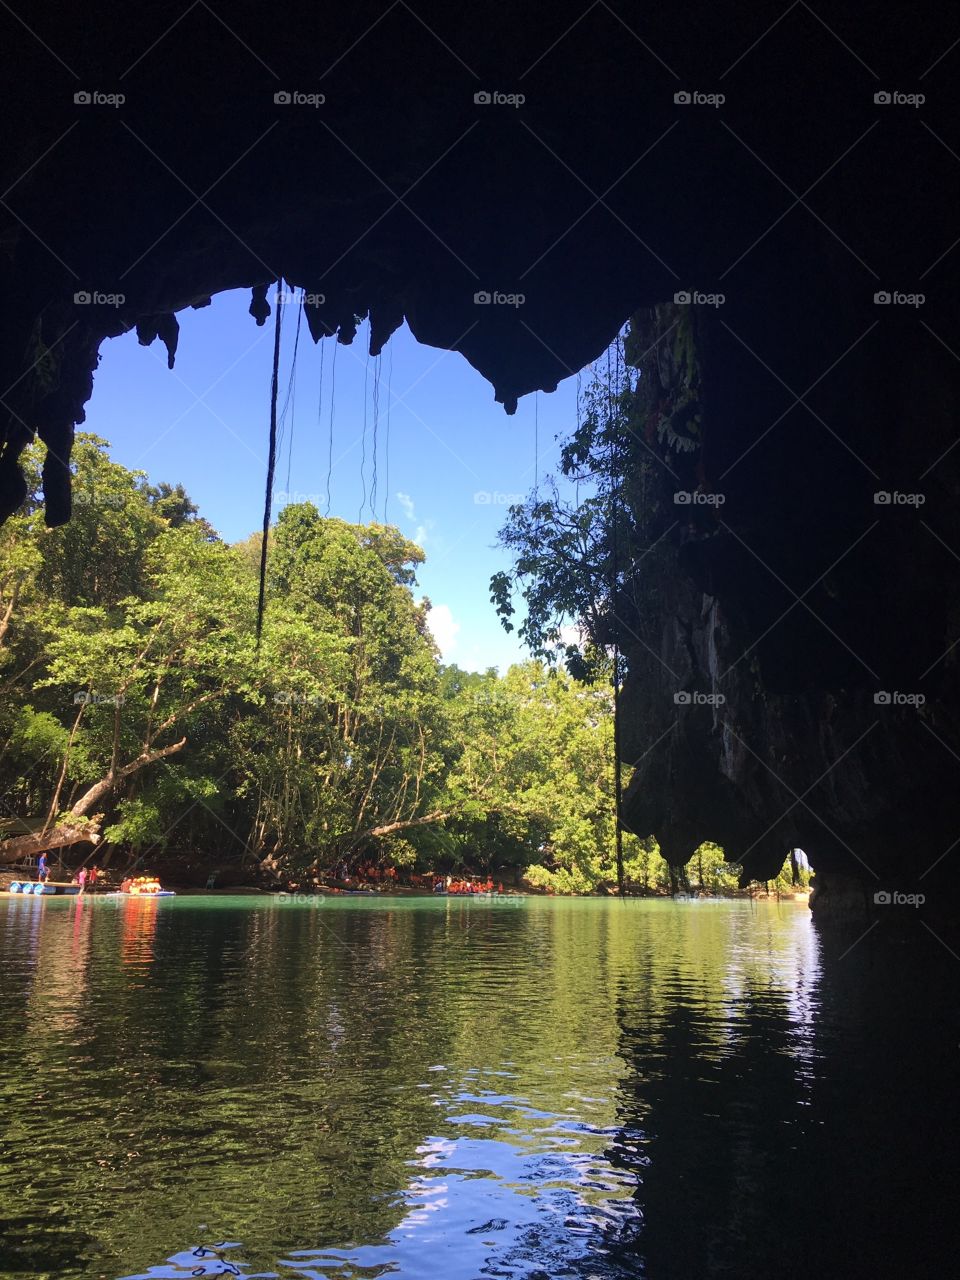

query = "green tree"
1;434;694;892
36;523;256;833
441;662;654;893
233;505;451;871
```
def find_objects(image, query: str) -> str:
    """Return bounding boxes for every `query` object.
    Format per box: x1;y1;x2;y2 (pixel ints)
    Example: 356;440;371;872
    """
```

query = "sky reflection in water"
1;894;949;1280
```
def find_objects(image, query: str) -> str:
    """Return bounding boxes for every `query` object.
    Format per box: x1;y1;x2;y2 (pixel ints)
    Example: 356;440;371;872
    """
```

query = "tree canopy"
0;433;801;895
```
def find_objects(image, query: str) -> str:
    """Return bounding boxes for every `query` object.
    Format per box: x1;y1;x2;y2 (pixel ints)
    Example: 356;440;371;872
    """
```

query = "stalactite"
249;286;271;327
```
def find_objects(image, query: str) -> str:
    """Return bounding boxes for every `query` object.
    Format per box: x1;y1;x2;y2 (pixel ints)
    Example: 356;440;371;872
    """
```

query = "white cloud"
395;492;432;546
557;623;585;649
427;603;460;660
394;492;437;551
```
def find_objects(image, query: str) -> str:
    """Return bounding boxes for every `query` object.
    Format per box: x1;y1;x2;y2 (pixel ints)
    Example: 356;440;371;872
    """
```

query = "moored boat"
110;875;176;898
6;881;81;896
107;891;176;898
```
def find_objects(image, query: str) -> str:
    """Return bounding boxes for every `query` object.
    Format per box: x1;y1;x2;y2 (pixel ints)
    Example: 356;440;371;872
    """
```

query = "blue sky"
84;289;581;670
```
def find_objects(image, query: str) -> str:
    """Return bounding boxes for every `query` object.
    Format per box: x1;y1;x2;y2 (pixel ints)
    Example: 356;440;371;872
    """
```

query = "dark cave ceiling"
3;0;957;523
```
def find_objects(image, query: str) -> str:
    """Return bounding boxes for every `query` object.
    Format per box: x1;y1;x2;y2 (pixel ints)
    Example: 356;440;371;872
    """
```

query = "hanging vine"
255;281;284;646
324;338;337;516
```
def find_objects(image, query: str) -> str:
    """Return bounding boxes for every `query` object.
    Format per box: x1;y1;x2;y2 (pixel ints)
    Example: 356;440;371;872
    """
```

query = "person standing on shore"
77;867;88;893
37;852;50;883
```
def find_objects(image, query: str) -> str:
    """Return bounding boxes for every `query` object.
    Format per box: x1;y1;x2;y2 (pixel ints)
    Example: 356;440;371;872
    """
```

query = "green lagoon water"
0;894;954;1279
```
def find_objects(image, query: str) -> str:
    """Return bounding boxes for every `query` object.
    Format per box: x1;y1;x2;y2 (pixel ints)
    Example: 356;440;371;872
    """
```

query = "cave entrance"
84;285;581;672
2;285;811;896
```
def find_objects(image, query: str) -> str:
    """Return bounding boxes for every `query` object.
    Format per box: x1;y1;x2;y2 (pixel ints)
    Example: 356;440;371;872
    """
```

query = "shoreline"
0;876;812;903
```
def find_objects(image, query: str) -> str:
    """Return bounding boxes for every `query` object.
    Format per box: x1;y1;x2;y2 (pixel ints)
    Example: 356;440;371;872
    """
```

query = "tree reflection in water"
1;897;954;1280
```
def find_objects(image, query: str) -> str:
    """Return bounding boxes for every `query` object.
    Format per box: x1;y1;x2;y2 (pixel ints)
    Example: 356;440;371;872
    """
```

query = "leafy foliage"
0;433;798;892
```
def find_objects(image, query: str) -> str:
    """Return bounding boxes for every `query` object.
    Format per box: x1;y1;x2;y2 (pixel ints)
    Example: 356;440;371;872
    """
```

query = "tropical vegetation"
0;432;803;895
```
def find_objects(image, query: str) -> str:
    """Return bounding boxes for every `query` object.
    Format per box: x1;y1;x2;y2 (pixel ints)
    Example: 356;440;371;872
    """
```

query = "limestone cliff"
618;292;960;911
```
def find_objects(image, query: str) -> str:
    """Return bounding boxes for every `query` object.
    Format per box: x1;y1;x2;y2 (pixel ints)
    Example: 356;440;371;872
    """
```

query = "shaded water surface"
0;895;954;1279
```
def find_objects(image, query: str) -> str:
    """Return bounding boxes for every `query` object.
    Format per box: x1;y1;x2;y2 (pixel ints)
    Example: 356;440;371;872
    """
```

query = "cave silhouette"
2;0;959;908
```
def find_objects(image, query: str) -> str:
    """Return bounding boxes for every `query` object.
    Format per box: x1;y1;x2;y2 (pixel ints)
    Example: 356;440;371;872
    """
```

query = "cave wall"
619;248;960;902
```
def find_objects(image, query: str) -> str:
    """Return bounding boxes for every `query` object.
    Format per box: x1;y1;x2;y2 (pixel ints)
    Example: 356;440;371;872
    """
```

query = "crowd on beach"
435;876;502;895
330;861;506;895
23;854;511;897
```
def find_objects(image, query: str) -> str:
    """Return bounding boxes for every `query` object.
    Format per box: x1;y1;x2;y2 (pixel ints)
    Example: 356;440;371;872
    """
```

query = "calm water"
0;894;955;1279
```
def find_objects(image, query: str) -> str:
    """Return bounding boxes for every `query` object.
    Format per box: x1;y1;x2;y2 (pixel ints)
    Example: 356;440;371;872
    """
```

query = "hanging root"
256;280;283;645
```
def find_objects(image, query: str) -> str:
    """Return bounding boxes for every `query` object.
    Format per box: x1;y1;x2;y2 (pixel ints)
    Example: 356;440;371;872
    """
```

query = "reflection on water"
0;895;954;1279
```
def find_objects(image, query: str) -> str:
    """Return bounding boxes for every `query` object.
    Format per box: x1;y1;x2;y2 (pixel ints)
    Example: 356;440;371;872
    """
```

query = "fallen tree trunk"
69;737;187;817
356;811;451;841
1;735;187;865
0;818;102;864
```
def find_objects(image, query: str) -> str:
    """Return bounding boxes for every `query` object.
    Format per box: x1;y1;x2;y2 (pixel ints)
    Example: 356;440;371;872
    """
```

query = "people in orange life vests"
356;861;388;884
427;875;500;895
138;879;163;895
443;877;495;895
120;875;164;895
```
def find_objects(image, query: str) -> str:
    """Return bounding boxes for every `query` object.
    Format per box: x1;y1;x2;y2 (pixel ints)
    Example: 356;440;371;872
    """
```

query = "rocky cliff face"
618;283;960;913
